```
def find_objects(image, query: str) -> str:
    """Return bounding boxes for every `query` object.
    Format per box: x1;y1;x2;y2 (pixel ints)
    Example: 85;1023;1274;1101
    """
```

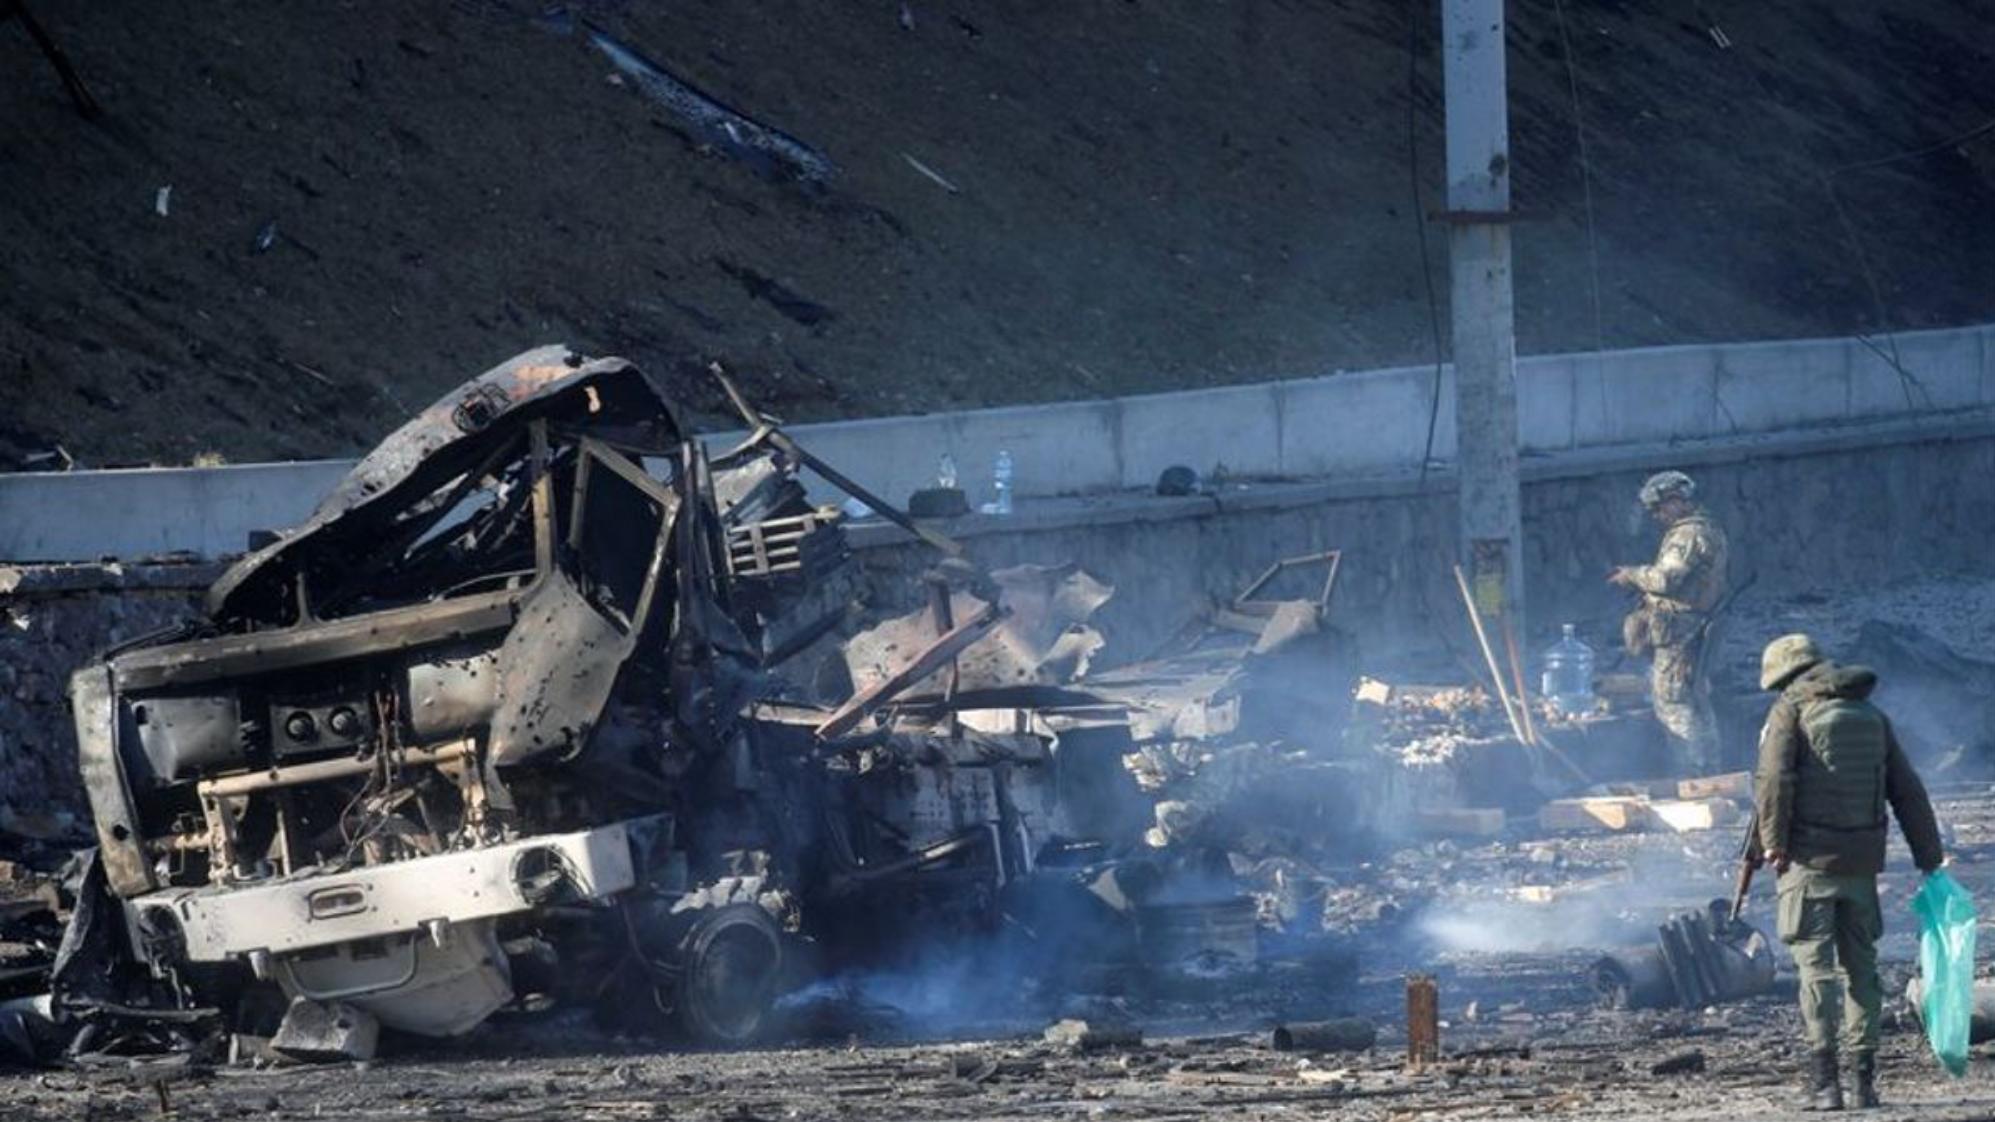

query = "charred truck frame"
66;347;1173;1052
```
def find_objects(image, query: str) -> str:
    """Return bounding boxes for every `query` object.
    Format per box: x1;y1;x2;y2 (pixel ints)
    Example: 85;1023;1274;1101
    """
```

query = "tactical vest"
1792;696;1889;837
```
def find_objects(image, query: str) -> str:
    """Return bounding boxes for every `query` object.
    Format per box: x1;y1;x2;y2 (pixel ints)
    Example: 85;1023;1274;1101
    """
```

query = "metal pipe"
198;740;474;800
1271;1018;1378;1053
711;368;964;558
1406;973;1440;1070
813;603;1006;740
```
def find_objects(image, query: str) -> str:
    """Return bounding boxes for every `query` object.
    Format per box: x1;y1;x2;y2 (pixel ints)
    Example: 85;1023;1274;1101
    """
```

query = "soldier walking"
1609;470;1729;774
1753;634;1944;1111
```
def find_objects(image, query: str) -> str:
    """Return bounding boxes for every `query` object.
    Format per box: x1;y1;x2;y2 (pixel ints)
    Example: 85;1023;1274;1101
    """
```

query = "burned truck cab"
69;347;846;1042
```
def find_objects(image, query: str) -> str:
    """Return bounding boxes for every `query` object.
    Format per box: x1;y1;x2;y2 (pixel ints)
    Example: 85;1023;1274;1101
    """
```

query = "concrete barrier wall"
10;415;1993;819
3;323;1990;561
0;460;354;564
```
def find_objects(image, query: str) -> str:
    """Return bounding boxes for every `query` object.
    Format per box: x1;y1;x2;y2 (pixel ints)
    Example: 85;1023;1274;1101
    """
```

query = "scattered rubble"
1907;975;1995;1045
7;349;1390;1069
1042;1018;1142;1052
1269;1017;1376;1053
5;349;1991;1118
1592;902;1778;1011
1528;772;1756;836
269;998;378;1064
558;11;837;186
1649;1047;1707;1075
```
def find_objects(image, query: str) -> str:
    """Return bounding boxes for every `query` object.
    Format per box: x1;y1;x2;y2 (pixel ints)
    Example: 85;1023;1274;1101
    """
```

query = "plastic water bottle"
937;453;958;490
1541;623;1596;716
992;449;1014;515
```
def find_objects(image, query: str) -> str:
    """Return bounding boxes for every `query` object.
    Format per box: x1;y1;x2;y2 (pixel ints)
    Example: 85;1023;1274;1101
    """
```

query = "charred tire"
674;904;783;1045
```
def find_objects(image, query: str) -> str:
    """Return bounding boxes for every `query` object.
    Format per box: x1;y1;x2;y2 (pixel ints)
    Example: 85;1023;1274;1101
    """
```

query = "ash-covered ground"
6;475;1995;1119
10;789;1995;1122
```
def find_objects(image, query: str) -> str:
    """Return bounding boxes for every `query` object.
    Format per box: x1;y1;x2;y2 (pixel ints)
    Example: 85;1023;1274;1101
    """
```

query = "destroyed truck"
61;347;1173;1056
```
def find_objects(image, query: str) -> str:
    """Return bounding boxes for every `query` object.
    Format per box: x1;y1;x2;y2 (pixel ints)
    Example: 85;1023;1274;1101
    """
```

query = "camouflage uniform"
1623;506;1728;774
1754;648;1942;1105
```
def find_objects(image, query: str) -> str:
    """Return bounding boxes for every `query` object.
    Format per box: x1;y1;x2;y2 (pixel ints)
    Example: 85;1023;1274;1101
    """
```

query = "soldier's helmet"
1638;470;1696;509
1760;633;1825;691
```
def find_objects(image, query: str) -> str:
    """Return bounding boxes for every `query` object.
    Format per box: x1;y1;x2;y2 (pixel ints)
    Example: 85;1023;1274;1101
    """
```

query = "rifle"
1728;808;1762;923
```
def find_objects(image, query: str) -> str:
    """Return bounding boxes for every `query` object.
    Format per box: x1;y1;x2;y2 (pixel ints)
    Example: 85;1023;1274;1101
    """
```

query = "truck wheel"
675;904;782;1045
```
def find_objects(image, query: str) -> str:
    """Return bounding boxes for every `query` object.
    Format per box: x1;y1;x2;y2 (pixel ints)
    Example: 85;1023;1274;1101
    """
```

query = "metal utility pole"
1441;0;1524;634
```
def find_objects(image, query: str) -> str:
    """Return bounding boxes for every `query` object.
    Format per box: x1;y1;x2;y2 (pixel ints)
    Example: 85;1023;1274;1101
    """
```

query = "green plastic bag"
1911;869;1978;1078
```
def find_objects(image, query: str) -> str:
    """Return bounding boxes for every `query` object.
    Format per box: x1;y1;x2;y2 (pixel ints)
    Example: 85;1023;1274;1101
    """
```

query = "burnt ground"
4;1;1994;466
9;787;1995;1121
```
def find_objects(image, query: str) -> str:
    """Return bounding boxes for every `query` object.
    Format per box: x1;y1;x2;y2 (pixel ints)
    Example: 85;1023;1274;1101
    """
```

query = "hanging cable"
1696;3;1994;407
1407;0;1448;494
1552;0;1606;359
1822;114;1995;401
1829;115;1995;176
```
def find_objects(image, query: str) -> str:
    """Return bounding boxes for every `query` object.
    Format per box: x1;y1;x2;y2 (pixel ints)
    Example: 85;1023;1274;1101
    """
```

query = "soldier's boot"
1851;1053;1879;1110
1805;1049;1845;1112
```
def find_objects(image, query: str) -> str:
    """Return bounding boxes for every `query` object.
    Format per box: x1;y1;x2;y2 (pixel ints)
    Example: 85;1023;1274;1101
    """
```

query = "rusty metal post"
1406;973;1440;1070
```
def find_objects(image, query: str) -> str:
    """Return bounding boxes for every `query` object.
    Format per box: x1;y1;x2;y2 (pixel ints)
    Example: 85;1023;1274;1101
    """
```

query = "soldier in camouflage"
1609;470;1729;775
1753;633;1943;1111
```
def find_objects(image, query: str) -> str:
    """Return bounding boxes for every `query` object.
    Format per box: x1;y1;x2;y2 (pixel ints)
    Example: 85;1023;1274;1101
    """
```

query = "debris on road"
1269;1017;1376;1053
1043;1017;1142;1051
569;14;836;185
20;348;1386;1068
902;153;961;194
1539;792;1745;834
0;360;1967;1113
269;998;378;1064
1592;901;1776;1010
1650;1047;1707;1076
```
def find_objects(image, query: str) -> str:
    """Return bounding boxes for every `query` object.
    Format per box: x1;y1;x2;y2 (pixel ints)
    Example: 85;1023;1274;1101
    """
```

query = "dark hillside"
2;0;1990;464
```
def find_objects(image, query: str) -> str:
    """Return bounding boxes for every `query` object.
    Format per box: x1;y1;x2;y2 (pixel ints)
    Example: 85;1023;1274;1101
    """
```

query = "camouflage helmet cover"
1638;470;1696;508
1760;632;1825;691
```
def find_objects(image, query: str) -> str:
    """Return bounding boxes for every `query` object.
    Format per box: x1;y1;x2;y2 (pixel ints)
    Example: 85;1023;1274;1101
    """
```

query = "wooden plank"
1413;807;1506;837
1538;796;1646;832
1677;771;1753;800
1588;778;1678;799
732;525;817;546
1646;797;1742;832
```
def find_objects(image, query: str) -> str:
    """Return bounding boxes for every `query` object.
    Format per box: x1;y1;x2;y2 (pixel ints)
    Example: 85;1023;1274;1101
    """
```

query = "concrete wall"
851;413;1995;676
0;461;353;564
3;323;1990;562
0;565;212;823
8;412;1992;820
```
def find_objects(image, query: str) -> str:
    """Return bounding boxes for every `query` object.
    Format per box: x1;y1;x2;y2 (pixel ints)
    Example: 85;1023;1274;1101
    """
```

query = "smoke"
776;928;1068;1039
804;962;1023;1030
1849;619;1995;773
1416;894;1650;955
1413;847;1713;955
773;854;1275;1038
